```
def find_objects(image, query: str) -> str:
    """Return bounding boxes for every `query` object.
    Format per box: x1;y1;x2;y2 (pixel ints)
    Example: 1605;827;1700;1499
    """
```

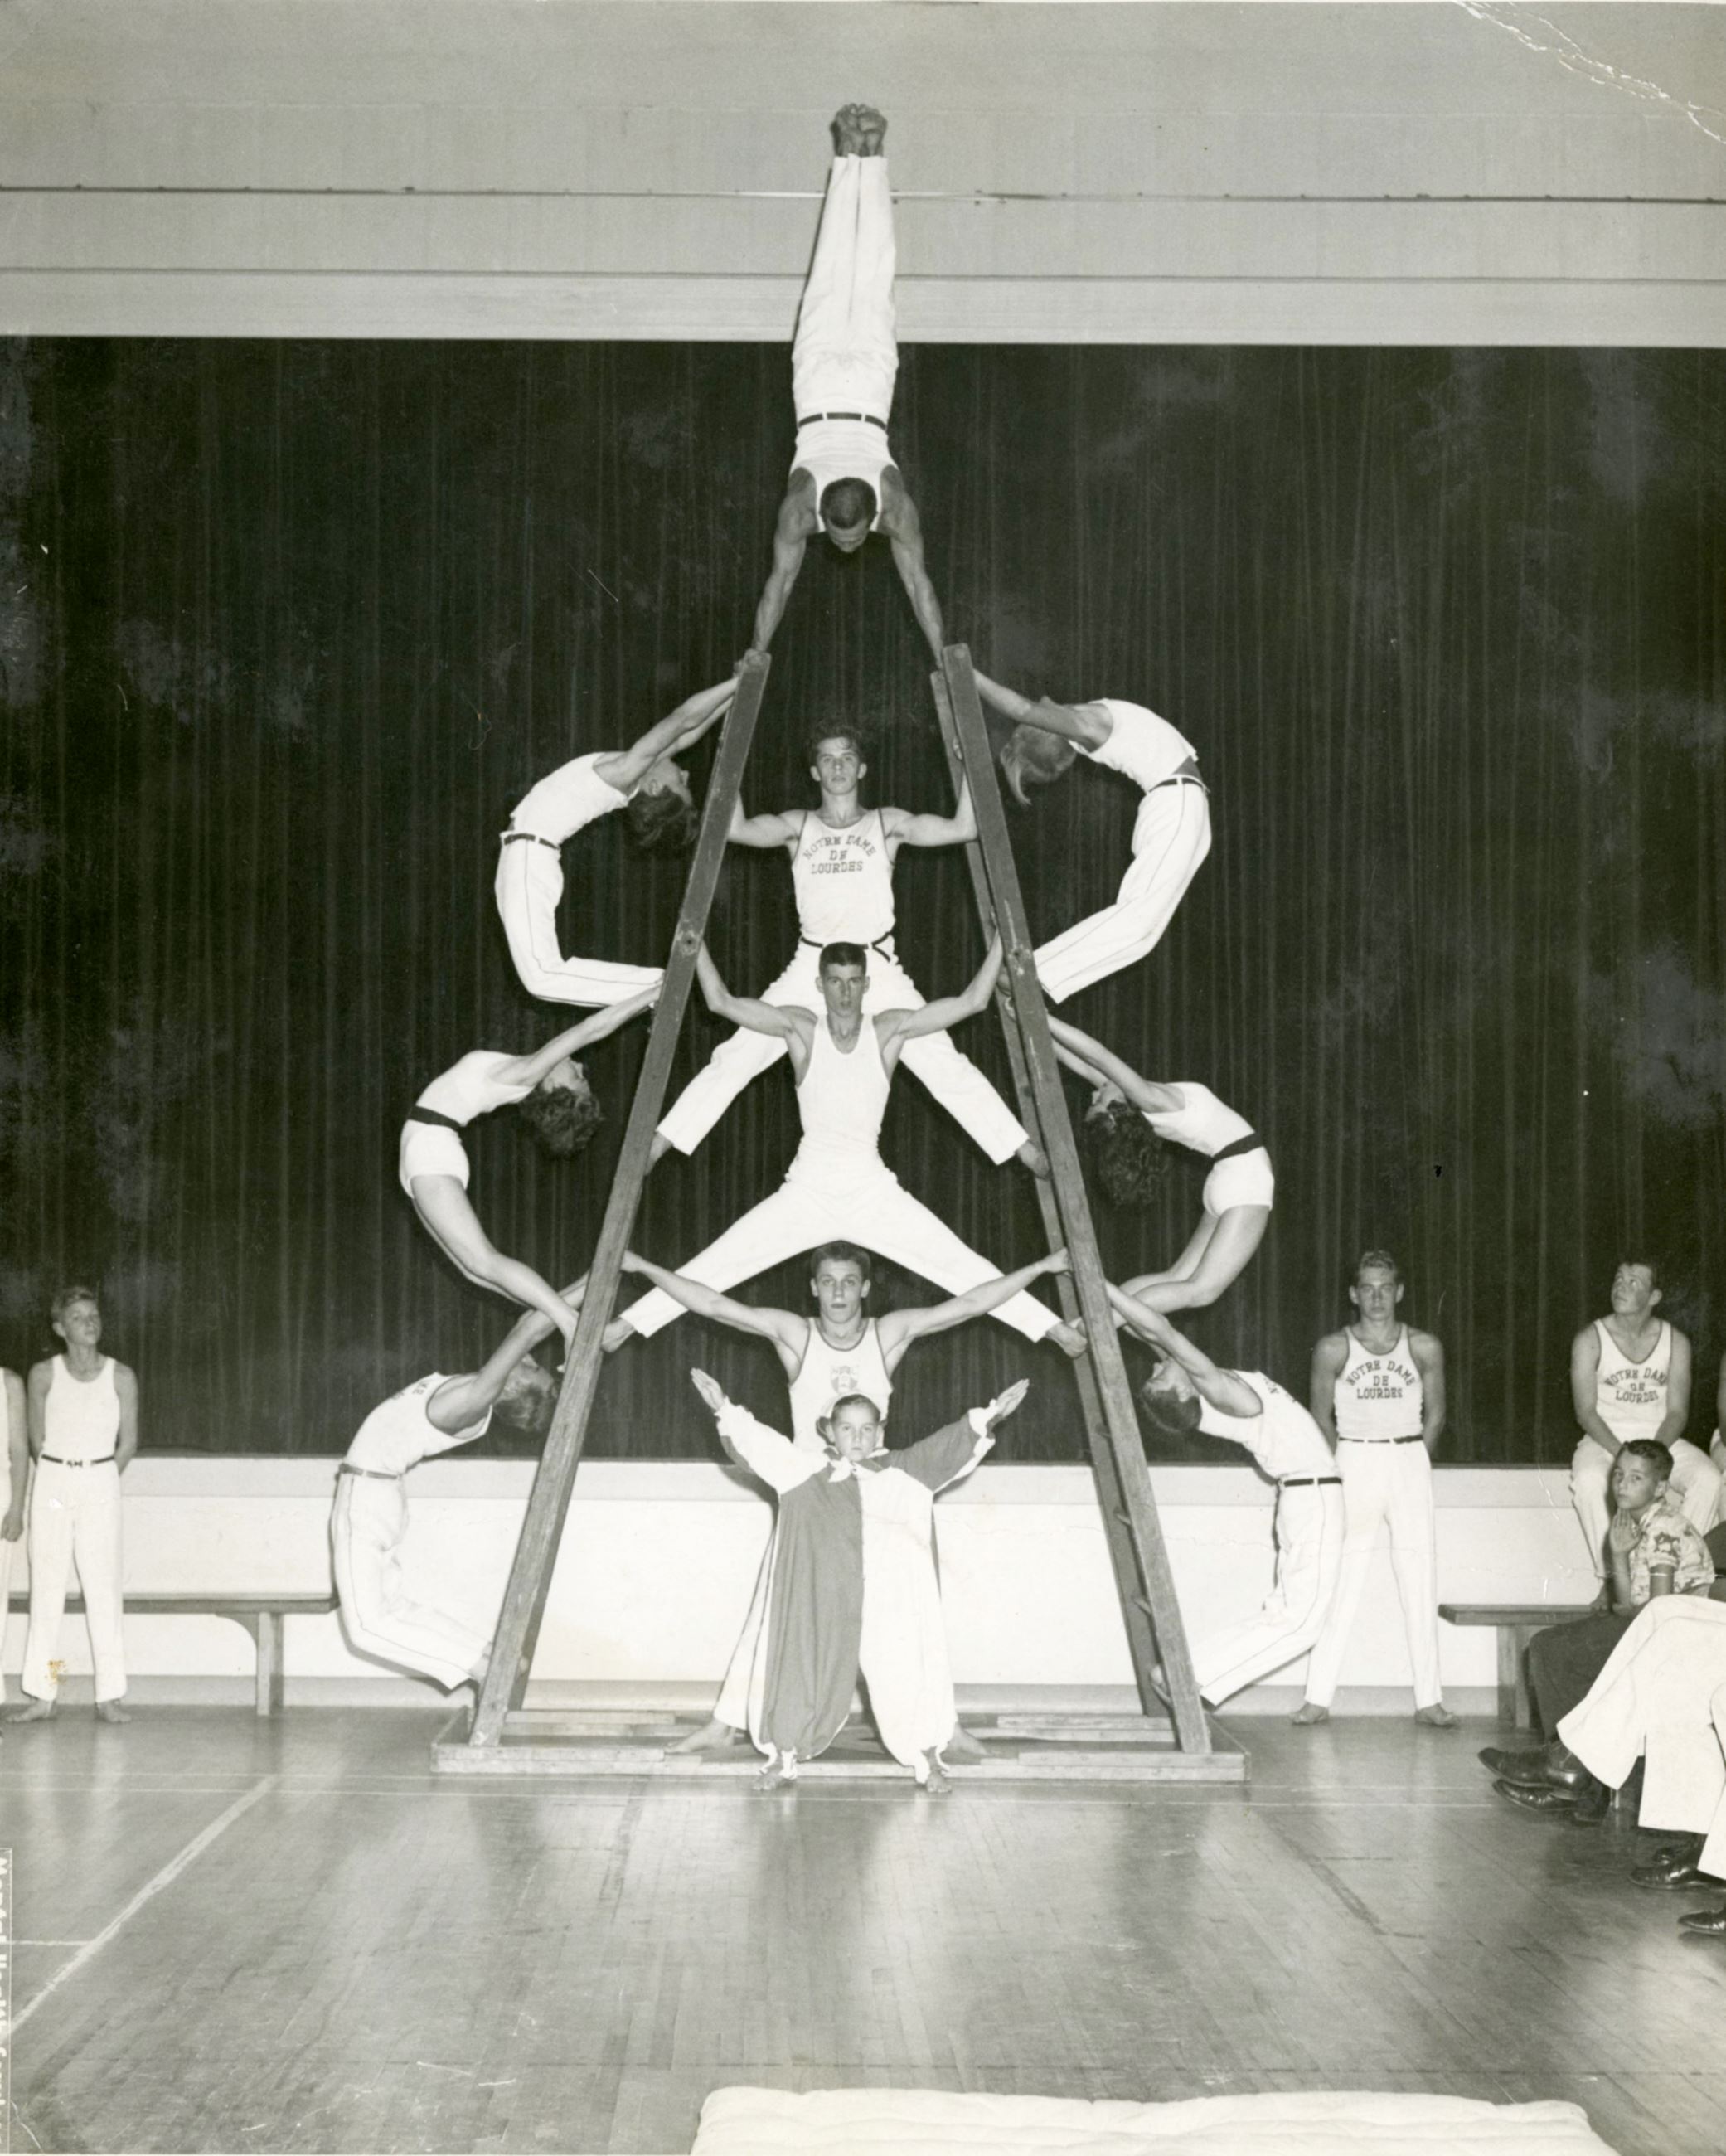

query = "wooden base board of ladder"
430;1707;1248;1782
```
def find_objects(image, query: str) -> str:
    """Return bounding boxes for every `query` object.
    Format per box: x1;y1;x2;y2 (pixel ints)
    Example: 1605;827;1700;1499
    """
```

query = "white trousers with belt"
1036;779;1212;1004
1302;1440;1443;1709
656;940;1027;1164
1557;1595;1726;1837
1570;1433;1721;1580
0;1454;17;1664
620;1149;1060;1343
793;157;897;420
1191;1483;1345;1707
1696;1682;1726;1880
22;1457;126;1703
332;1474;489;1691
494;835;663;1008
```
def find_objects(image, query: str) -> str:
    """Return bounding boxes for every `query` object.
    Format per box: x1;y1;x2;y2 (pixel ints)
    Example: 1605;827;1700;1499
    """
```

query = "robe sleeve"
715;1402;823;1494
892;1411;995;1493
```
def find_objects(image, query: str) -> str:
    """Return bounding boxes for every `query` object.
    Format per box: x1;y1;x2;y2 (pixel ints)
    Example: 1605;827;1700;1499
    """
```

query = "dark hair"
827;1392;885;1425
1137;1373;1202;1437
1355;1250;1401;1284
818;477;876;531
494;1364;558;1444
1616;1255;1663;1292
624;787;699;855
818;941;868;976
803;725;870;768
1084;1100;1169;1206
518;1079;603;1158
1000;723;1078;808
1618;1439;1674;1482
811;1242;874;1284
51;1283;99;1324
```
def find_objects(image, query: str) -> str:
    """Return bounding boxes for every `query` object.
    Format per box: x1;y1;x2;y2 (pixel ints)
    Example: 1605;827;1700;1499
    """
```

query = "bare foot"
95;1698;133;1725
1016;1139;1050;1178
754;1760;797;1794
665;1717;744;1757
1414;1702;1460;1730
942;1725;987;1764
1290;1702;1330;1726
1049;1320;1087;1360
830;106;865;156
855;106;887;155
7;1698;56;1723
921;1752;952;1794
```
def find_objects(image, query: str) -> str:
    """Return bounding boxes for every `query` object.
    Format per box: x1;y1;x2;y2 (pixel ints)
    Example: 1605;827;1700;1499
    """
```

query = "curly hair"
51;1283;100;1325
517;1080;604;1158
494;1364;559;1443
625;787;699;855
818;477;876;532
803;724;871;769
999;723;1078;808
1084;1100;1169;1207
1137;1374;1202;1438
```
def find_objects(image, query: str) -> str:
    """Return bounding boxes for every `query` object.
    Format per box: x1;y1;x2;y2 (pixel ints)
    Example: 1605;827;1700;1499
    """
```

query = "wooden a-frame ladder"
451;643;1225;1770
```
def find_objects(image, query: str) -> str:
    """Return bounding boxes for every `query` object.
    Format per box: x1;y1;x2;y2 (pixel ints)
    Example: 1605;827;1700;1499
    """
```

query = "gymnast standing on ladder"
970;667;1211;1003
400;988;656;1349
1048;1014;1273;1314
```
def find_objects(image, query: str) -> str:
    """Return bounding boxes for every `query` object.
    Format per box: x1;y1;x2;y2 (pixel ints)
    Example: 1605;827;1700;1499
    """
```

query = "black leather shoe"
1677;1903;1726;1935
1493;1778;1575;1816
1568;1775;1610;1826
1539;1746;1592;1792
1478;1746;1551;1786
1631;1857;1714;1891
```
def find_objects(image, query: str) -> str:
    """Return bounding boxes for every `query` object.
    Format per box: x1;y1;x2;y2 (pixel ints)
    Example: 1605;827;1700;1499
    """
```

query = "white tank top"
1146;1083;1255;1160
791;808;895;944
346;1374;493;1475
792;420;890;530
795;1016;890;1167
415;1051;535;1127
788;1319;893;1455
1085;700;1198;794
1334;1328;1423;1440
1593;1318;1671;1442
507;751;629;845
1197;1373;1334;1479
44;1355;121;1460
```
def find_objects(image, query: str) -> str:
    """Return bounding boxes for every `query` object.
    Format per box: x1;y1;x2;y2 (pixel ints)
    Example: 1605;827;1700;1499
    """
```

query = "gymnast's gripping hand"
689;1368;730;1415
981;1378;1030;1430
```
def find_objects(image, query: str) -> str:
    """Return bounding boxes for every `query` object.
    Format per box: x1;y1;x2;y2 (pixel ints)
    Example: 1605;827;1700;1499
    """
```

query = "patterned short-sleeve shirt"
1628;1493;1716;1602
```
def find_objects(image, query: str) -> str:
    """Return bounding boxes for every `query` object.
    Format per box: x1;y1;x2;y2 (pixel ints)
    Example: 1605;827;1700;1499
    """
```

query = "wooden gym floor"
3;1708;1724;2155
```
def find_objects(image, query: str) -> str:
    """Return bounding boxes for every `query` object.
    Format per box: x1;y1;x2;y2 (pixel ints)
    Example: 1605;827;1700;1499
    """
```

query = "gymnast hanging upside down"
1049;1013;1273;1314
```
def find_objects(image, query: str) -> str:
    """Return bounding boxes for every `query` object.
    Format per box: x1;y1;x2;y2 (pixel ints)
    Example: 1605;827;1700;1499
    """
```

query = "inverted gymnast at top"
744;104;945;661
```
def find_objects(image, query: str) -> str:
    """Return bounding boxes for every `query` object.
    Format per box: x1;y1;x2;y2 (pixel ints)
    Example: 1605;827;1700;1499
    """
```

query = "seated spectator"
1481;1440;1715;1821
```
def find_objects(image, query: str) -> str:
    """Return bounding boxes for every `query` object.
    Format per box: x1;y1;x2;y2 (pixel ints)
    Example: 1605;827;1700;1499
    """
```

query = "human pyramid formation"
340;104;1421;1791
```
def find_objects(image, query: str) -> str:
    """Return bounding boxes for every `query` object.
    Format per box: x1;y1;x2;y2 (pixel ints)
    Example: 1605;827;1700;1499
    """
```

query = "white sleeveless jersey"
415;1051;534;1127
793;420;891;529
1593;1319;1672;1443
793;1016;891;1168
507;750;629;845
1334;1328;1423;1441
1146;1083;1254;1160
1197;1372;1333;1479
791;808;895;944
788;1319;893;1456
347;1374;492;1475
44;1356;121;1460
1086;700;1197;796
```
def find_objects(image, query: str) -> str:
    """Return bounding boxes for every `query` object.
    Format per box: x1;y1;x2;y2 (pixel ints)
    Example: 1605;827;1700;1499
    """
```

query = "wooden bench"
7;1591;338;1716
1438;1603;1598;1729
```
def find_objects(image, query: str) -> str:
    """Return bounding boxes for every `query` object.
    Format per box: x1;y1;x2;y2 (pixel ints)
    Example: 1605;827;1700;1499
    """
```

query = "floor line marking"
6;1775;277;2038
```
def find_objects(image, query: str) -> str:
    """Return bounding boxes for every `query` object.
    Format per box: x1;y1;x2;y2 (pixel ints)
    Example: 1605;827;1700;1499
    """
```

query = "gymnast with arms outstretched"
1048;1012;1272;1314
400;987;656;1348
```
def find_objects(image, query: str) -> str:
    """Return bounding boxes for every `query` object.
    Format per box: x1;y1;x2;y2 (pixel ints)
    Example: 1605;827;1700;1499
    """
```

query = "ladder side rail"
928;673;1166;1714
941;645;1210;1755
468;654;773;1747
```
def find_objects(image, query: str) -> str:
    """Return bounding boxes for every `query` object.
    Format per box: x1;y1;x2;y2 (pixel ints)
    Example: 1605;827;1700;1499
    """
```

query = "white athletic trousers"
1570;1434;1722;1580
656;940;1028;1164
1191;1483;1345;1707
620;1151;1061;1343
1035;779;1212;1004
494;837;662;1008
1302;1443;1442;1710
332;1474;488;1691
0;1449;16;1649
792;157;897;419
22;1458;126;1703
1557;1595;1726;1835
1696;1683;1726;1882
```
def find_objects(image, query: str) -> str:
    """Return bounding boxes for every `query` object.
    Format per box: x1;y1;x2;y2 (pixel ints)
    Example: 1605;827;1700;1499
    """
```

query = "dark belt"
405;1105;466;1134
800;934;896;957
500;829;560;852
797;411;888;430
337;1463;404;1483
1212;1131;1267;1164
1150;773;1209;794
1280;1475;1342;1488
41;1453;115;1467
1341;1435;1424;1445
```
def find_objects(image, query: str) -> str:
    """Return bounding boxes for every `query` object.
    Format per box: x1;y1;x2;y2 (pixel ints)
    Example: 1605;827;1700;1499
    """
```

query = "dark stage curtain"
1;340;1722;1463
